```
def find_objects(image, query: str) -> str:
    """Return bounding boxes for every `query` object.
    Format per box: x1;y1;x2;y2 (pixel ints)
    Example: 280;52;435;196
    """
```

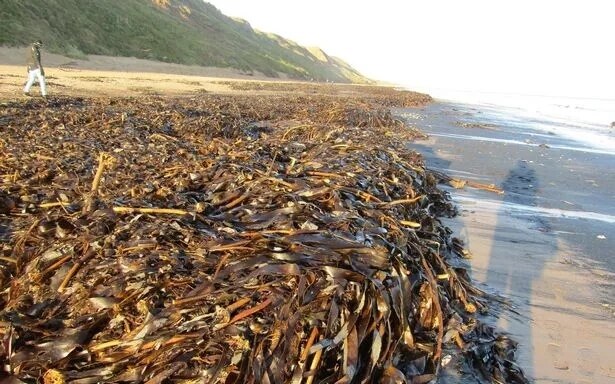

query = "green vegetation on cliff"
0;0;371;83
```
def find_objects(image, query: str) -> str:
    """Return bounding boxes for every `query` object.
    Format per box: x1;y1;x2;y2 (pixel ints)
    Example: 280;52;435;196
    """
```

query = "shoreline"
2;55;613;382
1;84;498;382
405;101;615;383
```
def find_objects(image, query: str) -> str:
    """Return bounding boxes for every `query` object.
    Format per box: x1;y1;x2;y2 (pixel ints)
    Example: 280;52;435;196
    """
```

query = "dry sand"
0;46;296;100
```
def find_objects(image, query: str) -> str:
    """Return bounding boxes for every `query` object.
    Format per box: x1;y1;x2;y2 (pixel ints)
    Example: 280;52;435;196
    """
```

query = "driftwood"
430;169;504;194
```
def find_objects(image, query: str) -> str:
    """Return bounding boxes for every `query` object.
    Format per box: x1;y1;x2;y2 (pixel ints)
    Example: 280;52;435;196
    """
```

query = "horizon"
206;0;614;100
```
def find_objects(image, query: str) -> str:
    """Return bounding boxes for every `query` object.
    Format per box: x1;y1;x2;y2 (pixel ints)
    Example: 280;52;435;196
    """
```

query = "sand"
406;103;615;383
0;46;295;100
2;48;614;383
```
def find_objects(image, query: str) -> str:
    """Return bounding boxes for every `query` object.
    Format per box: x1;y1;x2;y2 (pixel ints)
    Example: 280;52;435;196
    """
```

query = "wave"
431;90;615;153
452;195;615;224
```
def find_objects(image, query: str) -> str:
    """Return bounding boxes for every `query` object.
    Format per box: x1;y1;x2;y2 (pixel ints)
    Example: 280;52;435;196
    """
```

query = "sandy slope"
0;46;295;100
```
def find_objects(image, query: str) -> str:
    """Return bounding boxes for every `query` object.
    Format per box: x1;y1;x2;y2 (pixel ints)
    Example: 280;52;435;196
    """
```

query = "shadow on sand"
484;160;552;381
408;140;554;382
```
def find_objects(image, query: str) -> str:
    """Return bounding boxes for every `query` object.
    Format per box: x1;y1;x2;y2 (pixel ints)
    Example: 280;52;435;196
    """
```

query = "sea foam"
432;91;615;154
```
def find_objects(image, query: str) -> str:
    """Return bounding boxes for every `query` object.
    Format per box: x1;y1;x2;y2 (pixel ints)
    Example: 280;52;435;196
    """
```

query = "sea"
398;90;615;299
435;91;615;152
397;91;615;381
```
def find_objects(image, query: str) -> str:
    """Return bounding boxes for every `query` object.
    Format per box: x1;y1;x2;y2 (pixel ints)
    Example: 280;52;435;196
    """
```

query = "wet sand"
403;103;615;383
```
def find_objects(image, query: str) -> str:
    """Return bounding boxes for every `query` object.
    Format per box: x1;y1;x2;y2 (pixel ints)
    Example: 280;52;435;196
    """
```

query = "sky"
206;0;614;99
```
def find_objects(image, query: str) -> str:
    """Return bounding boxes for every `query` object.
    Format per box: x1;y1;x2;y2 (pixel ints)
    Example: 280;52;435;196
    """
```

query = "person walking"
23;40;47;98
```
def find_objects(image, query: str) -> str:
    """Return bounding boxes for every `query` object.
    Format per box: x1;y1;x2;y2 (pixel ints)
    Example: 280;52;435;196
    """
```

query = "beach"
403;101;615;383
1;50;614;382
1;58;462;383
0;47;295;100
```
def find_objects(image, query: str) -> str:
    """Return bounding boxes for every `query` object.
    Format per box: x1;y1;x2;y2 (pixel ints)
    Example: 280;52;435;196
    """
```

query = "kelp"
211;81;433;108
0;91;526;383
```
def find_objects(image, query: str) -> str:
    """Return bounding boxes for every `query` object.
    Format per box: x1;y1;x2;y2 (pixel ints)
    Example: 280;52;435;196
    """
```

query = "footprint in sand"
577;319;600;338
543;319;563;342
547;343;569;371
549;282;567;301
602;366;615;379
577;346;598;377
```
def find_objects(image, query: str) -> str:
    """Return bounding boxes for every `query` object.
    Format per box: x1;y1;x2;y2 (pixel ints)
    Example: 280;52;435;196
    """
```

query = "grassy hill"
0;0;371;83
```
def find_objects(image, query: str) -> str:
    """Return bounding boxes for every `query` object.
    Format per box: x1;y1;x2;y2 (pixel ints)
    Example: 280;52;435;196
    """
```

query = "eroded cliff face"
151;0;194;19
152;0;171;7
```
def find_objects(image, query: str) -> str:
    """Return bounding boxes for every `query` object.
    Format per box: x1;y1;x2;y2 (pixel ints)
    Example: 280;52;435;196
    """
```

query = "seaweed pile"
0;92;527;383
212;81;434;107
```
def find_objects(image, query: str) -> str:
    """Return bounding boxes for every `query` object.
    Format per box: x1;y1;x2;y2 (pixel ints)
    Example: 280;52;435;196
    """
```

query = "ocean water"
431;90;615;154
399;91;615;272
401;91;615;383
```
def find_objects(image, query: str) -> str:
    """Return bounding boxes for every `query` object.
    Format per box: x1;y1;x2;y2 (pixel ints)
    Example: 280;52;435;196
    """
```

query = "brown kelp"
0;91;526;383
